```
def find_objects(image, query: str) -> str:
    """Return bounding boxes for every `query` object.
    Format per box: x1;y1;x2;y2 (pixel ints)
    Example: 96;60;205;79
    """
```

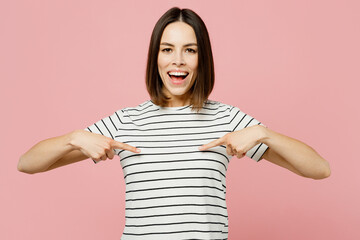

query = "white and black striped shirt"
85;99;269;240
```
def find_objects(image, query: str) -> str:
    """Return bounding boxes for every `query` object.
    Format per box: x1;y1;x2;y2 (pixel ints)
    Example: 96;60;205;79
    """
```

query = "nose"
172;51;185;66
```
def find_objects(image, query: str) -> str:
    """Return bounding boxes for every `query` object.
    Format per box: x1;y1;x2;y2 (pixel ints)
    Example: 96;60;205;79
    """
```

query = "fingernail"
136;149;141;153
198;146;203;150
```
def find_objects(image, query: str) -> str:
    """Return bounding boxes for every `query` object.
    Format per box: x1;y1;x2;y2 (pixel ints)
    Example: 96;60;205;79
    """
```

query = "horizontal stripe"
126;194;226;202
123;167;226;179
117;121;230;131
119;150;229;163
125;220;226;227
125;203;227;211
122;137;220;143
122;158;227;171
126;185;224;194
126;176;224;186
123;229;225;236
115;129;231;138
121;144;226;149
125;211;228;219
126;108;229;121
124;115;230;127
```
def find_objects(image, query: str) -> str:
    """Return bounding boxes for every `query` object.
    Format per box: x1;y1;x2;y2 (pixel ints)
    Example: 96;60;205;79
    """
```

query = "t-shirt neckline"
149;100;192;111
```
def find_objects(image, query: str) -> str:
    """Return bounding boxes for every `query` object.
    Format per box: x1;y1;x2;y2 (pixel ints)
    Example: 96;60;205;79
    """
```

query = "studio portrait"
1;0;358;239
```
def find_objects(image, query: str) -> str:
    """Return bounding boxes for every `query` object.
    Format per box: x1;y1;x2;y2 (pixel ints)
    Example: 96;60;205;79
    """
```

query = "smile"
167;71;189;85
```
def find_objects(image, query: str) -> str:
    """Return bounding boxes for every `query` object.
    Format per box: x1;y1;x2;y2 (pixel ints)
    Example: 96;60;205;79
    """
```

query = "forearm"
260;126;331;179
18;130;77;174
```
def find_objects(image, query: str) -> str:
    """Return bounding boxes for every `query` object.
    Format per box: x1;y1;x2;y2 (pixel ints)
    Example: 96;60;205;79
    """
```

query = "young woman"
18;7;331;240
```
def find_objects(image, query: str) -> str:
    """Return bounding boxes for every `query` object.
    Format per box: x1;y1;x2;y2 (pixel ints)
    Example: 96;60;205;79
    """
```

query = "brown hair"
146;7;215;112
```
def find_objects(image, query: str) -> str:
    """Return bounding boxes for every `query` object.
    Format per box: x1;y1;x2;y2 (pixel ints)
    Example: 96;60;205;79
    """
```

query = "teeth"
168;72;188;76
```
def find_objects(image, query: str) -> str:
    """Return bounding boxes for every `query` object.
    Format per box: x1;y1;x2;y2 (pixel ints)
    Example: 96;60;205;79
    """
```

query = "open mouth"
167;72;189;82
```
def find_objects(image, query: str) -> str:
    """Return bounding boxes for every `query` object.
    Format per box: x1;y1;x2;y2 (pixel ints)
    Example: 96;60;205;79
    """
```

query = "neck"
166;99;190;107
162;89;191;107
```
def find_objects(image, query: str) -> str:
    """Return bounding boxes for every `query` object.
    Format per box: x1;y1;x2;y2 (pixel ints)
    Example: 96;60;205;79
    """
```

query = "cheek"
191;65;198;79
188;57;198;73
157;60;164;73
158;54;170;69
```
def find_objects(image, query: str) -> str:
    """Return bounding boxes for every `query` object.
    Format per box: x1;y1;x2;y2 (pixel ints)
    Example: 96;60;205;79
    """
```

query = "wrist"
67;129;84;151
256;125;271;145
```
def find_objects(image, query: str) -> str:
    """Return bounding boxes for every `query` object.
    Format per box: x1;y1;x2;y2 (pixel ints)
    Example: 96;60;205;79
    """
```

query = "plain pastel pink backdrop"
1;0;359;239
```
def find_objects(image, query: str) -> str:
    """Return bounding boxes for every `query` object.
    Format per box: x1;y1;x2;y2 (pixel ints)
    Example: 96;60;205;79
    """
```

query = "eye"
186;48;197;53
161;48;172;52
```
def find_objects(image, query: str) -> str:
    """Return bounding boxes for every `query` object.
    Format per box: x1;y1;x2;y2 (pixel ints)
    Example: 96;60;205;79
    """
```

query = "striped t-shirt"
84;99;269;240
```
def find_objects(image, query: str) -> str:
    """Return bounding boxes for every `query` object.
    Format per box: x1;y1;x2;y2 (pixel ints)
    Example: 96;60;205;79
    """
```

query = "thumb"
110;140;141;153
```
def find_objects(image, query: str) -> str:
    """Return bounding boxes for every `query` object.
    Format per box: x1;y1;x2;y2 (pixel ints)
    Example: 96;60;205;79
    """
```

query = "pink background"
1;0;359;239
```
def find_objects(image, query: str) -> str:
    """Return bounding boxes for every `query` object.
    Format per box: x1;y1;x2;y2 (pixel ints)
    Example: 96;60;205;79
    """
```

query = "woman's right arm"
18;129;140;174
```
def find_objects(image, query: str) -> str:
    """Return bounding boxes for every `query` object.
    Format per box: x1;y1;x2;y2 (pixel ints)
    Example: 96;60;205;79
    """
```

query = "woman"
18;7;330;240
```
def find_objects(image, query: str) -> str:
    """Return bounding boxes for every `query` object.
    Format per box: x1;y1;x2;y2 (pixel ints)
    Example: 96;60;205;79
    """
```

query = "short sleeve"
228;106;269;162
84;110;124;164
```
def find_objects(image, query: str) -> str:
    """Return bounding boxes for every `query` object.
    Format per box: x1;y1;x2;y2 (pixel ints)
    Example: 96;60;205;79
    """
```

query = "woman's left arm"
199;125;331;180
260;126;331;179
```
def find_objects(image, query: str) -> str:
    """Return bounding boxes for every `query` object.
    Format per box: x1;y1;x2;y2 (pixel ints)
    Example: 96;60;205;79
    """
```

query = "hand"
198;125;264;159
70;130;140;162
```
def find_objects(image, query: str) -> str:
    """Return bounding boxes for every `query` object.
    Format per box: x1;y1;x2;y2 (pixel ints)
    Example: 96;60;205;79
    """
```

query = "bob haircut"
146;7;215;112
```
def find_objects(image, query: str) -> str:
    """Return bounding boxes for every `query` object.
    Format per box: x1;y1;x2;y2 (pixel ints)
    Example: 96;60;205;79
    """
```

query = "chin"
168;84;194;96
164;87;188;96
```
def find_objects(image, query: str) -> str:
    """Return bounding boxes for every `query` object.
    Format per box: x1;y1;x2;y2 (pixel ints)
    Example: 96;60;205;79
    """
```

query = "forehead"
160;21;197;44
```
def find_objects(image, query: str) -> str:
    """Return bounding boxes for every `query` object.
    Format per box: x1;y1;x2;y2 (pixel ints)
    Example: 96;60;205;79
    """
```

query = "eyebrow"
160;42;198;47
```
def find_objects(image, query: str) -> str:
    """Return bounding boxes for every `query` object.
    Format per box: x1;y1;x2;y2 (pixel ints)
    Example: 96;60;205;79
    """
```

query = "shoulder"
205;99;238;111
117;100;153;113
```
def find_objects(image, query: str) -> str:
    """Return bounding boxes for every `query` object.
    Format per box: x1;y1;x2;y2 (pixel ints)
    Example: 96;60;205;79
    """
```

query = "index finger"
111;140;141;153
198;138;224;151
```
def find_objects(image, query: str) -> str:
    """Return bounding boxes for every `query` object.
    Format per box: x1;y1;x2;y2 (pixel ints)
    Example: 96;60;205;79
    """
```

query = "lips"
166;70;188;84
167;71;189;77
167;72;189;85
